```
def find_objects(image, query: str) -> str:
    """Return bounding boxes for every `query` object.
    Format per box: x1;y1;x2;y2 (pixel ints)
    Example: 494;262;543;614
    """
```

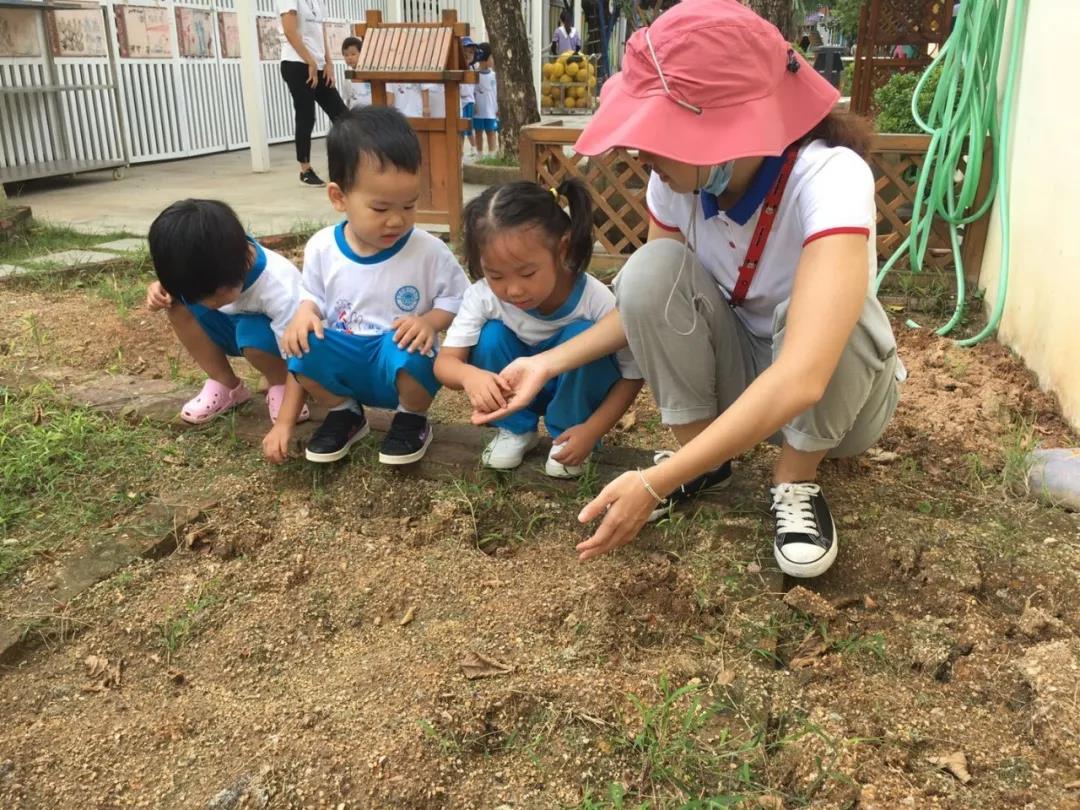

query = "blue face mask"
701;161;735;196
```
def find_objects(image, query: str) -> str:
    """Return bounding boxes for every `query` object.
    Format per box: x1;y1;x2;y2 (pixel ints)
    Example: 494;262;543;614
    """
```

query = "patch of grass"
158;582;219;656
999;415;1036;495
473;154;519;167
448;475;552;552
0;220;136;265
0;390;161;576
608;676;764;806
828;630;889;668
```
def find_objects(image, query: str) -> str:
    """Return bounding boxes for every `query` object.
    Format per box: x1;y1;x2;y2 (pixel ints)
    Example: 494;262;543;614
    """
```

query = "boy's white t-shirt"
645;139;878;339
460;78;476;105
277;0;326;68
474;70;497;119
443;273;642;379
343;79;372;108
218;241;314;352
390;83;423;117
422;83;446;117
302;224;469;337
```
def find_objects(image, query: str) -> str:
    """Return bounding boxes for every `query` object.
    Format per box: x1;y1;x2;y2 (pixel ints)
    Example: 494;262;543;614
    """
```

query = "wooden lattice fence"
851;0;952;116
519;125;991;284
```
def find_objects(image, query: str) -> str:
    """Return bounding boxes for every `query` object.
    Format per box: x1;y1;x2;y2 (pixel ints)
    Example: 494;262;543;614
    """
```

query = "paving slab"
95;237;148;253
23;248;118;268
0;263;27;278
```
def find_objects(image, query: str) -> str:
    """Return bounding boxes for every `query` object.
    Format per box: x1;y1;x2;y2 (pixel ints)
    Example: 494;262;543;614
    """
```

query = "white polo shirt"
343;79;372;109
219;241;315;352
474;70;498;119
301;224;469;337
277;0;326;68
422;83;446;118
390;83;423;117
443;273;642;379
646;139;877;339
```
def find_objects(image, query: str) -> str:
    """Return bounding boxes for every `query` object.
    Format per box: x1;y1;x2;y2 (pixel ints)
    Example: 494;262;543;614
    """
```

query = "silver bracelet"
637;469;663;504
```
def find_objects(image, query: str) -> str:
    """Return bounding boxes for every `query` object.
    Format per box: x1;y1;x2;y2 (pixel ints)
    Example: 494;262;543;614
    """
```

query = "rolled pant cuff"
659;405;718;426
781;425;841;454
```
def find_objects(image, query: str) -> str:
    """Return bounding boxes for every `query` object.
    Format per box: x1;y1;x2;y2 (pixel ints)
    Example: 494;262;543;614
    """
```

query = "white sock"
330;398;362;415
396;405;427;417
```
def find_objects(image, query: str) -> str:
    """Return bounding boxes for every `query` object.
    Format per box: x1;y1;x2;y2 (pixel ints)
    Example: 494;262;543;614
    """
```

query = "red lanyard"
729;144;800;307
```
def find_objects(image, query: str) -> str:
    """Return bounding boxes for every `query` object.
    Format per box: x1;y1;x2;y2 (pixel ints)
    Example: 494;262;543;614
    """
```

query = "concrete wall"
979;2;1080;430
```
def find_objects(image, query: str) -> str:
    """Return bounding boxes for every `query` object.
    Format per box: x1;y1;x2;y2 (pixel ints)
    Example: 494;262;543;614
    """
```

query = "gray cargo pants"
613;239;900;458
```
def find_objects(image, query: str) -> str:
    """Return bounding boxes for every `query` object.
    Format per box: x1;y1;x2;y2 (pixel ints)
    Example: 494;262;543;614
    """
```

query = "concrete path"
4;142;489;237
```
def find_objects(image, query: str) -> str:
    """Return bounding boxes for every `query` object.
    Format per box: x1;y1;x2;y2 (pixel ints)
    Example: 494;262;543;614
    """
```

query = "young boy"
145;199;311;432
459;36;478;155
340;36;371;110
272;106;470;465
472;43;498;156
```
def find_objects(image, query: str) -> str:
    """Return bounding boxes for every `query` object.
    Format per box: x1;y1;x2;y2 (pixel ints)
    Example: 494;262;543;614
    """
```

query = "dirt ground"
1;266;1079;809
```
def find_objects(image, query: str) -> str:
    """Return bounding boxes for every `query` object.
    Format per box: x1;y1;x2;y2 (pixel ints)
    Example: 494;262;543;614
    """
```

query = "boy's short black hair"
148;199;250;303
327;106;421;192
474;42;492;62
341;36;362;53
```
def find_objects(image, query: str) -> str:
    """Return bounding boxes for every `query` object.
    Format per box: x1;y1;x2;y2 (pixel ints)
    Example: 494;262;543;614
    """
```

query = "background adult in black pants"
278;0;346;186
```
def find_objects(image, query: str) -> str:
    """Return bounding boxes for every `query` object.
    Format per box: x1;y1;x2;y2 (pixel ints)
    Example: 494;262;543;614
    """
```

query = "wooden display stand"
349;9;476;241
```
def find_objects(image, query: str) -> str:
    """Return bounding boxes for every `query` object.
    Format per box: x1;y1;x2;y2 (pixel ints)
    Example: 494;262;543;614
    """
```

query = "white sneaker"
544;442;590;479
481;429;539;470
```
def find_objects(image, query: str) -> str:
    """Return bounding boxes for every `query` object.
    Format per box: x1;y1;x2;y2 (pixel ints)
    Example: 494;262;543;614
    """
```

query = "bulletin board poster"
115;5;173;59
175;7;214;58
217;11;240;59
0;8;41;58
256;16;280;61
323;21;349;56
47;7;108;58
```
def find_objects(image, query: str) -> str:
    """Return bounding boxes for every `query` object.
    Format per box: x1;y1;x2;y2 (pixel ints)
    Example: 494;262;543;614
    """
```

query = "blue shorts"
188;304;279;358
287;329;440;410
473;117;499;132
462;102;475;135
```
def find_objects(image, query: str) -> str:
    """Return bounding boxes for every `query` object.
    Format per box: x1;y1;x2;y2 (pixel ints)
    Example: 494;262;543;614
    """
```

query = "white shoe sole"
482;434;540;470
544;453;589;479
378;427;433;466
304;422;370;463
774;526;839;579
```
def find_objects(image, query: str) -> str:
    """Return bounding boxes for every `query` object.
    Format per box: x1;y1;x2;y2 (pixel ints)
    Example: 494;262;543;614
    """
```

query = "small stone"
783;586;837;621
1018;605;1070;640
863;595;879;610
1043;537;1060;546
746;561;762;574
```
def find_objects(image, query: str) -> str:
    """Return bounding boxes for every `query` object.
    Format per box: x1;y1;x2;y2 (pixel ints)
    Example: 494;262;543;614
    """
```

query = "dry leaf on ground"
783;586;838;621
617;410;637;431
928;751;972;784
459;651;512;680
399;606;417;626
789;631;828;670
83;655;123;691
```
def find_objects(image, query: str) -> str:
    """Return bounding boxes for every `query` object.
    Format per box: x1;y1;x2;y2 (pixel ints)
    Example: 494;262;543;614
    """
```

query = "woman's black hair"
461;179;593;280
148;198;250;303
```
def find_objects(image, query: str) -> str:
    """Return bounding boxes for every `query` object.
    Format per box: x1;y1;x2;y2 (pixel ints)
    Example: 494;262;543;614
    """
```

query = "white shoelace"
770;483;822;537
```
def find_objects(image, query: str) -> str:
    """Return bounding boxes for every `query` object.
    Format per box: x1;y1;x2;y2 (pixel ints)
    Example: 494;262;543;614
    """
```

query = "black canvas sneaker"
378;412;433;465
299;168;326;187
770;482;838;578
646;450;734;523
305;407;369;462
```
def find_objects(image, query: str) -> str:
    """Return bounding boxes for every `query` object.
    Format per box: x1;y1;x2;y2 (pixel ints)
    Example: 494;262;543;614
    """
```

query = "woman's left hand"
575;470;658;561
322;62;335;87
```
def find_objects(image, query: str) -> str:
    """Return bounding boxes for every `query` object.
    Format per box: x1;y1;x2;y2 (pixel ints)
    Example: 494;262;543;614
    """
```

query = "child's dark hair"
341;36;362;53
801;111;873;158
148;199;250;302
327;106;421;191
462;179;593;280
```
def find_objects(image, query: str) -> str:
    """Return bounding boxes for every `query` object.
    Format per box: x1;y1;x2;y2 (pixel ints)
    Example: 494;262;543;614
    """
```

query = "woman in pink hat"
476;0;901;578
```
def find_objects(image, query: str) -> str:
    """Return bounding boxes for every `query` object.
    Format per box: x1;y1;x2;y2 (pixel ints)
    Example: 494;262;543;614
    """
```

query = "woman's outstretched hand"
470;355;553;425
574;470;658;561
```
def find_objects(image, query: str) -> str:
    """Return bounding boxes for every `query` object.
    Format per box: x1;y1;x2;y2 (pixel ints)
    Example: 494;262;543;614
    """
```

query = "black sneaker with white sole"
770;482;837;578
299;168;326;187
305;407;369;462
378;412;432;465
647;450;733;522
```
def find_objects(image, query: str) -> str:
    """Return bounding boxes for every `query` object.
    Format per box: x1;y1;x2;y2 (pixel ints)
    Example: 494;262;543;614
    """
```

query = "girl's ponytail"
556;177;594;274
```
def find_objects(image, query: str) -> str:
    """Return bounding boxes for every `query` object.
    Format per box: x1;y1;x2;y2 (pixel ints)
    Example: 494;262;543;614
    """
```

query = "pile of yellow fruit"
541;51;598;110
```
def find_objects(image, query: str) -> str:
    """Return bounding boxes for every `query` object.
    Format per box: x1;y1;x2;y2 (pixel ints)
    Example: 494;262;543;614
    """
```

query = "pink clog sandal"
266;384;310;425
179;379;252;425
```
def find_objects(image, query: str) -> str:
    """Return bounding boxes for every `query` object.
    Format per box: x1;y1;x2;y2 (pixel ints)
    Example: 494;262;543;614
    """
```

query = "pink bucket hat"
574;0;840;164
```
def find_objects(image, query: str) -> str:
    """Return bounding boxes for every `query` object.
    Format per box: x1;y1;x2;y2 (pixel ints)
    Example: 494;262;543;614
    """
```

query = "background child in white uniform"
435;179;642;477
340;36;371;109
145;199;312;434
459;36;478;154
390;83;423;117
278;107;470;466
472;43;498;156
